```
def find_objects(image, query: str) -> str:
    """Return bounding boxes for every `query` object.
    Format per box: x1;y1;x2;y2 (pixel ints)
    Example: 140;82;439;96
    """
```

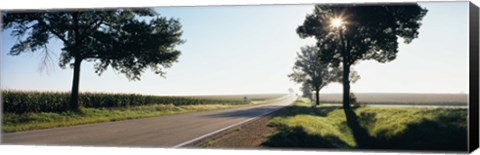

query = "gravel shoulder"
190;107;287;148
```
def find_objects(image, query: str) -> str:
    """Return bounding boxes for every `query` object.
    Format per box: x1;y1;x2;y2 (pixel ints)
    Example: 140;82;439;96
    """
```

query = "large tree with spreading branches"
297;4;428;110
2;9;184;111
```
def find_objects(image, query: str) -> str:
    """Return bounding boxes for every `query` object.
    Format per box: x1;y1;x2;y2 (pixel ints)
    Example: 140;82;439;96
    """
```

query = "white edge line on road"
172;97;296;148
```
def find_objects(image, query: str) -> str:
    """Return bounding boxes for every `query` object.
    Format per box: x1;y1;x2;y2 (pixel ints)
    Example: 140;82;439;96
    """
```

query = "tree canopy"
297;4;428;67
2;9;184;110
297;4;427;108
289;45;359;106
3;9;183;80
288;45;337;106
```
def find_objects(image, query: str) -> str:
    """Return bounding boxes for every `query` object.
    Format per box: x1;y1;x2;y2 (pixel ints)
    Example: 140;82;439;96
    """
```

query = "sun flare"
331;18;344;28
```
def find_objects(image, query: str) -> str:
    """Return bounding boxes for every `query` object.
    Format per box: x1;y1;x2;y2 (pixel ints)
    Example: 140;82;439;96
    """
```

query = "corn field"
2;91;247;114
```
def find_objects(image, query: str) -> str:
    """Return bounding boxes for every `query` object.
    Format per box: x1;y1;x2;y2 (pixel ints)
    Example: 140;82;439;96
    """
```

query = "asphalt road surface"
2;96;297;147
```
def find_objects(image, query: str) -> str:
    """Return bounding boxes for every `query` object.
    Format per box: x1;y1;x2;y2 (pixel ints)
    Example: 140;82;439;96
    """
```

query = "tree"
300;82;313;100
2;9;184;111
288;45;336;106
288;88;295;94
297;4;427;109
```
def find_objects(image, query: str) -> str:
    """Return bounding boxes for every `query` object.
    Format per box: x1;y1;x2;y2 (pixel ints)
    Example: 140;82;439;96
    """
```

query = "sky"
0;2;470;95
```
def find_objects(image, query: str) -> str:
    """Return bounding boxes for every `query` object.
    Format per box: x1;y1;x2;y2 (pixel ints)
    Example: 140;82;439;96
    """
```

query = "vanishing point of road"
2;96;297;147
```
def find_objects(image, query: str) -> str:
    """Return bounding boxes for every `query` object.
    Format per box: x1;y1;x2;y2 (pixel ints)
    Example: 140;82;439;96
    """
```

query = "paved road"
2;96;297;147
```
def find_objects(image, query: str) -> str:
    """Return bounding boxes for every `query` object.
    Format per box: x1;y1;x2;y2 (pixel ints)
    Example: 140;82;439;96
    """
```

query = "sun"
330;18;344;28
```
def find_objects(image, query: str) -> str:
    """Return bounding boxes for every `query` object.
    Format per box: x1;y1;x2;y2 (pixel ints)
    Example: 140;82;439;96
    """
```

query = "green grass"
263;98;468;151
2;103;250;133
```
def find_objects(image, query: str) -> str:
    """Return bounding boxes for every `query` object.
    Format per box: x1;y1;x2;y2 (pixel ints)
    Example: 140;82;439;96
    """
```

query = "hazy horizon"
1;2;470;96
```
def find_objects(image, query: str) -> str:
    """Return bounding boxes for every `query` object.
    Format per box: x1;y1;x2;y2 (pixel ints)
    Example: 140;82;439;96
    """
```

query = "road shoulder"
188;106;287;148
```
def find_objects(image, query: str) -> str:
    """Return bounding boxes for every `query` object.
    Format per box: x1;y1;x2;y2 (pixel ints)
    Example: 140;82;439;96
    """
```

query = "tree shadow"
262;125;349;148
275;105;340;118
261;105;348;149
203;106;283;118
204;105;339;119
343;107;378;149
376;115;467;151
343;107;467;151
263;106;467;151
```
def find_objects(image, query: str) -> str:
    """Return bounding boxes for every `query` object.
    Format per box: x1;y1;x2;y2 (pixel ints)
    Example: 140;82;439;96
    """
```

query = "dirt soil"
188;110;284;148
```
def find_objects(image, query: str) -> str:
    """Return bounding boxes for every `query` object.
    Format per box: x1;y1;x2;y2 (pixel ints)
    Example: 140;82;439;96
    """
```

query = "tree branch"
86;18;104;34
36;18;69;45
72;12;83;59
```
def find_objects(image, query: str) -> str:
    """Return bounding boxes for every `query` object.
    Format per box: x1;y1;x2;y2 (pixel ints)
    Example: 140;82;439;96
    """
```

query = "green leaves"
297;4;428;65
289;45;336;90
90;15;183;80
3;9;184;81
294;4;426;107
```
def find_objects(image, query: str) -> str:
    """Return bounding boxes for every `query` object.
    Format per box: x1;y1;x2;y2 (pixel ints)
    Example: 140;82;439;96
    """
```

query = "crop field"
1;91;288;114
318;93;468;106
1;91;288;132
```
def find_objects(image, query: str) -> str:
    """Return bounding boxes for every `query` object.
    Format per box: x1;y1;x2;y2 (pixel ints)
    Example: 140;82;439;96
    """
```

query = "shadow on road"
203;106;284;118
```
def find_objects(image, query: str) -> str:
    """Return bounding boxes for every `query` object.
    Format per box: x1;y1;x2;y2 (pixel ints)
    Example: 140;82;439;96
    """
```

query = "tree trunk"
340;29;351;110
68;58;82;111
343;62;351;110
315;87;320;106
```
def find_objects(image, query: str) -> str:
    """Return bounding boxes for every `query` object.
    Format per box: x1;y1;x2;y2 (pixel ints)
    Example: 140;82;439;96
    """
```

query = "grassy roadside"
263;98;468;151
2;96;288;133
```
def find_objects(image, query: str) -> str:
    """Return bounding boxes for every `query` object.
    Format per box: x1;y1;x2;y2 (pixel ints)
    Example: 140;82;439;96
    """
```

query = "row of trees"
3;5;428;113
289;4;428;109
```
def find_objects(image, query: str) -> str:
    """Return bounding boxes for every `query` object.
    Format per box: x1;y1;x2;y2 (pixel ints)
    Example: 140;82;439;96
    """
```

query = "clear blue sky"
0;2;470;95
